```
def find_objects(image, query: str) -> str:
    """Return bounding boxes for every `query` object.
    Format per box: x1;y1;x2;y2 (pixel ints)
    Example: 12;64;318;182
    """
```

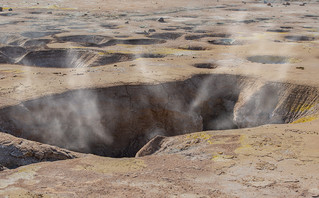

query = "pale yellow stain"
288;57;303;64
293;103;316;113
235;134;252;154
117;44;138;48
292;115;319;124
252;33;266;40
299;104;315;112
135;58;144;61
0;165;39;189
303;28;318;32
186;132;214;144
211;154;235;161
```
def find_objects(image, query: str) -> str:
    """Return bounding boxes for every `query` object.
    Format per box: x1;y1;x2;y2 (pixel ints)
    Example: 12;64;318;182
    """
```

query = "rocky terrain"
0;0;319;197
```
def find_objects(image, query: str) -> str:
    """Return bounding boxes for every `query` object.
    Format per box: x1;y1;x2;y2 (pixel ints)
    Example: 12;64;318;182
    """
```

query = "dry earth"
0;0;319;197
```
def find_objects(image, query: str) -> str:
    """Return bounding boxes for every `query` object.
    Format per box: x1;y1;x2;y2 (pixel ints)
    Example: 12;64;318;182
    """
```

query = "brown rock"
0;132;80;169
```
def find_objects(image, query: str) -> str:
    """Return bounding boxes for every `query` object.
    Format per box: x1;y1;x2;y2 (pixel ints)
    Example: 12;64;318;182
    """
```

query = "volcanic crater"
0;74;318;158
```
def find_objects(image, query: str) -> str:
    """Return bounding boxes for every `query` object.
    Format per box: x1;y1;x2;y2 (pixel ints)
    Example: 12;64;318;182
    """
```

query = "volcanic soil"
0;0;319;197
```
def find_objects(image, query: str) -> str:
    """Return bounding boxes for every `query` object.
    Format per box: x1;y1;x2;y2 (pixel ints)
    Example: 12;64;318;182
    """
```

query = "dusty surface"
0;0;319;197
1;122;319;197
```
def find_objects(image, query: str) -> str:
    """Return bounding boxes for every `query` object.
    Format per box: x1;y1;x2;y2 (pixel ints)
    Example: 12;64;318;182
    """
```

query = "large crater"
0;48;165;68
0;74;318;157
18;49;134;68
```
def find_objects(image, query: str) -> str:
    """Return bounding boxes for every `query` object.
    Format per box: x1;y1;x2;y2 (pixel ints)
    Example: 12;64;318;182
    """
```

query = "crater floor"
0;0;319;197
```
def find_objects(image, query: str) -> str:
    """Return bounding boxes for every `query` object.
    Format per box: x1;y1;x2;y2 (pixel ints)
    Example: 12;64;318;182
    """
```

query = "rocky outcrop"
135;135;166;157
0;132;80;169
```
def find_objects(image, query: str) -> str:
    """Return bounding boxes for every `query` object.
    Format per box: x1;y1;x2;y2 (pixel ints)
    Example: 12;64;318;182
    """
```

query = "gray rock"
158;17;165;23
0;132;80;169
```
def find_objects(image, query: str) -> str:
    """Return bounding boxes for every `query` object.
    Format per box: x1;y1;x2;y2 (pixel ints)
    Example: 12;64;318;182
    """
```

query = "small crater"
0;35;26;46
29;11;42;14
185;33;231;40
92;53;134;66
185;35;206;40
140;54;166;58
226;8;248;11
284;35;316;42
135;31;149;35
208;39;242;45
68;26;87;30
240;20;257;24
23;39;51;48
178;46;209;51
215;6;227;8
304;14;319;18
193;63;217;69
120;39;166;45
18;49;94;68
42;25;61;31
98;39;119;47
17;49;135;68
21;31;62;39
147;33;183;40
179;26;193;30
210;33;231;38
247;55;288;64
267;29;290;33
0;13;18;17
256;18;271;21
280;26;293;29
115;35;130;38
100;24;119;29
0;46;27;59
0;52;9;63
180;15;198;18
56;35;112;46
161;28;177;31
193;30;208;33
0;20;21;26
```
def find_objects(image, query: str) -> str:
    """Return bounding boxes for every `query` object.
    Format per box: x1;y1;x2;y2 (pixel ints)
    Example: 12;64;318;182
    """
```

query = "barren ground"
0;0;319;197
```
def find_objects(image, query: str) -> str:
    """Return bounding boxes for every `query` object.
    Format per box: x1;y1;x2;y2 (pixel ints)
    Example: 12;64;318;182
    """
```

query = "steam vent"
0;0;319;197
